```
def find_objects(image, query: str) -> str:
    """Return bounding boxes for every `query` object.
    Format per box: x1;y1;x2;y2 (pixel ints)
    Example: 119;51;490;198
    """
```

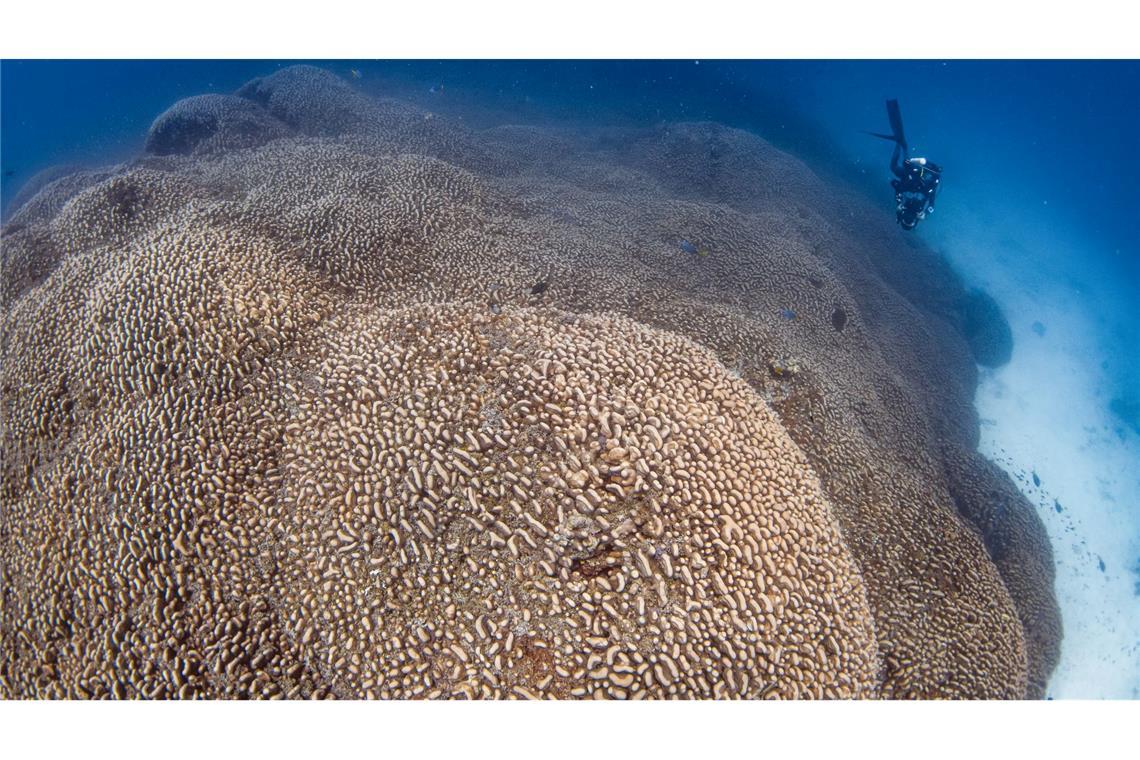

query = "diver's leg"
886;99;908;154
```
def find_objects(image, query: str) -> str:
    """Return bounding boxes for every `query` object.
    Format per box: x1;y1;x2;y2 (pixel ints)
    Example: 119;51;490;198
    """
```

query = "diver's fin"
863;99;909;148
862;130;902;143
885;98;907;151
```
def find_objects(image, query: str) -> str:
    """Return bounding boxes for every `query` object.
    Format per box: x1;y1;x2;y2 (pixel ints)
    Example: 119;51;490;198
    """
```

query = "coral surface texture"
0;66;1059;699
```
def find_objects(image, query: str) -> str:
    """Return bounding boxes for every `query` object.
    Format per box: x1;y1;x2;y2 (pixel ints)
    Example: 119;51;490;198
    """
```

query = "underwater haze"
1;59;1137;699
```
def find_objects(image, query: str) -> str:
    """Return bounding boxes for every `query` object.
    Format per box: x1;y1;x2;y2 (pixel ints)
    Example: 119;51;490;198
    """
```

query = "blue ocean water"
1;59;1137;697
5;61;1138;258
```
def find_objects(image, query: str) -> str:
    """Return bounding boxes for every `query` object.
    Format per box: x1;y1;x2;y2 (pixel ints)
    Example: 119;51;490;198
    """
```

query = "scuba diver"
866;99;942;230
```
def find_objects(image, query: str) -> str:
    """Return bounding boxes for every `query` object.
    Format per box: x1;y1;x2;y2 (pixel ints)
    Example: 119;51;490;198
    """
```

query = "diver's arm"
926;172;941;209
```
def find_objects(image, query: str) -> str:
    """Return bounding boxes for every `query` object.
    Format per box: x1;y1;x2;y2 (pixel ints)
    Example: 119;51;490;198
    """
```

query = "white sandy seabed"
926;196;1140;699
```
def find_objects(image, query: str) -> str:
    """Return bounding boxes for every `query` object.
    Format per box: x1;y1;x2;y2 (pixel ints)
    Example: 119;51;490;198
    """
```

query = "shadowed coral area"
960;288;1014;369
941;444;1062;698
0;65;1059;699
144;94;292;157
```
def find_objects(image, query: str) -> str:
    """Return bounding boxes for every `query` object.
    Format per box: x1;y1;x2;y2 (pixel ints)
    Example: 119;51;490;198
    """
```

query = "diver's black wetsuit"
888;139;941;229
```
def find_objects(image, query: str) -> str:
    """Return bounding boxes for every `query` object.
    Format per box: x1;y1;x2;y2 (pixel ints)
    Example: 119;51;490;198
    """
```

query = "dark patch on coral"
569;541;619;579
107;179;144;222
960;288;1013;368
831;306;848;332
1032;320;1046;337
0;226;62;304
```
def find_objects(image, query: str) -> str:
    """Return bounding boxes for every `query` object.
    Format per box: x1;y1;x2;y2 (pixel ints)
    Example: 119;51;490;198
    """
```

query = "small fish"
1032;471;1041;487
429;83;445;94
678;238;710;258
531;280;548;296
1054;499;1063;513
780;308;797;320
2;169;13;178
349;69;363;80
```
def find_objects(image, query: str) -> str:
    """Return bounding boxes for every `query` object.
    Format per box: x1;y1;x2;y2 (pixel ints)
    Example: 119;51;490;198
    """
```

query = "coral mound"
144;94;292;157
0;65;1059;699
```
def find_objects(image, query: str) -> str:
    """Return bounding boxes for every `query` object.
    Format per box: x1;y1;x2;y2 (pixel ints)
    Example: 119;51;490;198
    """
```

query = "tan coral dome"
275;306;880;698
0;65;1060;699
